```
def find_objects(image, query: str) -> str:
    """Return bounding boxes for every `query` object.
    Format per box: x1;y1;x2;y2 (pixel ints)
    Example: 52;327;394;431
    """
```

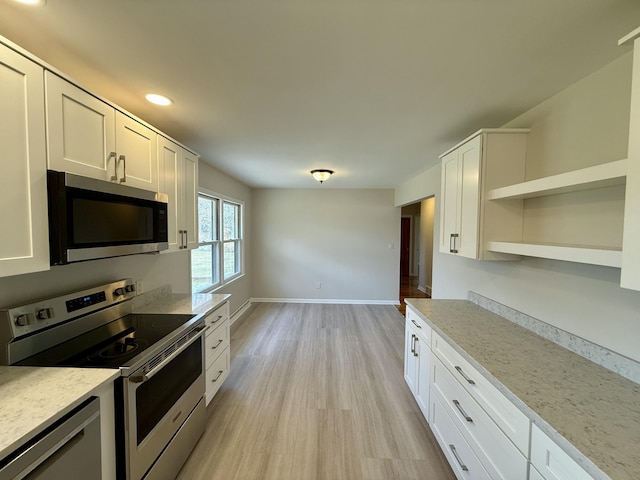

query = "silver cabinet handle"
413;335;419;357
209;315;223;325
410;334;416;354
449;444;469;472
453;400;473;422
211;339;223;350
450;233;459;254
410;319;422;329
211;370;224;382
118;154;127;183
108;151;118;181
184;230;188;248
455;366;476;385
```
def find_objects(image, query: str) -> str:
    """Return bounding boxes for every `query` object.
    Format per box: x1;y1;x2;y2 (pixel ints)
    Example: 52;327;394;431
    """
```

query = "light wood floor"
177;303;455;480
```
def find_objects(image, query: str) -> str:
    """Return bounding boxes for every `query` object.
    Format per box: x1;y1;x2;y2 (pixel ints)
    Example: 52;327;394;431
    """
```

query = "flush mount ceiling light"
14;0;46;5
145;93;173;106
310;169;334;184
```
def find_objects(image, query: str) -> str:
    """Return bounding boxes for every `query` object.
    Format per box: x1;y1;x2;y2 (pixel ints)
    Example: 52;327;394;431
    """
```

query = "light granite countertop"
406;298;640;480
133;292;230;316
0;366;120;460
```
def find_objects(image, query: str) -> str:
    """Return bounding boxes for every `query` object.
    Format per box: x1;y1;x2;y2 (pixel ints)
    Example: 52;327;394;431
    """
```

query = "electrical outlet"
135;281;144;294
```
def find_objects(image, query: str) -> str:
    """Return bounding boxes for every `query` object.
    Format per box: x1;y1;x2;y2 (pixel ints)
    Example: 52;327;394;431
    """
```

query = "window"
191;191;243;293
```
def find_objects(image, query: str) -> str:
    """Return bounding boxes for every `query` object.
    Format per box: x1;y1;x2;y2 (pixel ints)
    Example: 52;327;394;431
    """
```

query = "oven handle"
129;325;206;384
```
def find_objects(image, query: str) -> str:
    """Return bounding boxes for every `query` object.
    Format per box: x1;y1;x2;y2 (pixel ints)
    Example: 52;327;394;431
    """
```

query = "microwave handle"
108;151;117;181
118;155;127;183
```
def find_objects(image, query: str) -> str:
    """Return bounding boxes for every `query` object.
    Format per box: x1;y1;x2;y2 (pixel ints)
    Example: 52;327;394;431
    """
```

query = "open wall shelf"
488;159;627;200
487;241;622;268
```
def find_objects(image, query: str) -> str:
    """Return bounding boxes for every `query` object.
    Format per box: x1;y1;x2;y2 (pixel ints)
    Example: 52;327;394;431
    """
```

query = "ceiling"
1;0;639;189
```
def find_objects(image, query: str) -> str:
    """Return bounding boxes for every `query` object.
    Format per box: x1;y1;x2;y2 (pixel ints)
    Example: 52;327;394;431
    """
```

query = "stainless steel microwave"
47;170;168;265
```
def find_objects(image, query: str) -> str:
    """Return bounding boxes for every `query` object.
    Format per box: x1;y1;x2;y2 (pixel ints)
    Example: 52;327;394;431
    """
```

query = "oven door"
123;329;205;480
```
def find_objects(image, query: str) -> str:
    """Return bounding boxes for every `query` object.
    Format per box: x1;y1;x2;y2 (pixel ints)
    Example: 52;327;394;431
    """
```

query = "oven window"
135;338;202;444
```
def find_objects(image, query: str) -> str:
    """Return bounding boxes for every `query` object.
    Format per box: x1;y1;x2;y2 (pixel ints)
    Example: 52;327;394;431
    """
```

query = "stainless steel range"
0;279;207;480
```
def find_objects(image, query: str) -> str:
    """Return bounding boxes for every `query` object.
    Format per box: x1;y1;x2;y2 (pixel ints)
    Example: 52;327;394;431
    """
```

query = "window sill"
199;272;245;294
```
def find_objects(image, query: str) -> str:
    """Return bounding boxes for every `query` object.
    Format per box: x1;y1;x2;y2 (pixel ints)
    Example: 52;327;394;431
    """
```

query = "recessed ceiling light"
15;0;46;5
145;93;173;106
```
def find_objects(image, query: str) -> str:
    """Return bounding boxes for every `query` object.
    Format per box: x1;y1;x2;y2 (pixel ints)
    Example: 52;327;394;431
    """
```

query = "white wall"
251;189;400;302
198;162;252;315
395;52;640;363
0;251;190;308
419;196;435;295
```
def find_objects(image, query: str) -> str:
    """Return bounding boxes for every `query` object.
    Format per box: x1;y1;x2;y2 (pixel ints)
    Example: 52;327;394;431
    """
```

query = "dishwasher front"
0;397;101;480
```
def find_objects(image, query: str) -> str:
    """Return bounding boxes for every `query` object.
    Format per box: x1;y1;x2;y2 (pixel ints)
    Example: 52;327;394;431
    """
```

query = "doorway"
398;197;435;315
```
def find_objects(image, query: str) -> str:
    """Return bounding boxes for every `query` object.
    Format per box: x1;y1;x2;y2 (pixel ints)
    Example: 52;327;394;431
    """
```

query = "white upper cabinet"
620;27;640;291
114;111;158;191
158;136;199;252
439;129;529;260
181;148;199;250
45;72;158;192
0;44;50;278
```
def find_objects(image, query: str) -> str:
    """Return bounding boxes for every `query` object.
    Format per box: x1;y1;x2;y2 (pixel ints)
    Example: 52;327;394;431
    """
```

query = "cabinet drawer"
205;319;229;368
431;355;528;480
206;345;230;405
204;302;229;330
430;392;490;480
431;331;529;454
530;424;595;480
406;306;431;343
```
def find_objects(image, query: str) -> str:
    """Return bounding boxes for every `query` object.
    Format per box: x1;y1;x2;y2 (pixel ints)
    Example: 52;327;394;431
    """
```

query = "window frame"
191;188;244;293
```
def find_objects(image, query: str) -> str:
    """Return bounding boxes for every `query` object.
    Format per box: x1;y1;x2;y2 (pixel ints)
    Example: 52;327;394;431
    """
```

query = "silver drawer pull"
210;315;223;325
453;400;473;422
455;366;476;385
410;319;422;329
449;444;469;471
211;339;223;350
211;370;224;382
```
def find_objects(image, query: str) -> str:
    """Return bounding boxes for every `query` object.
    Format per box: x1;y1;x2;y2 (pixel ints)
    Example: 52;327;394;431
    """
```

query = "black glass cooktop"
17;313;196;369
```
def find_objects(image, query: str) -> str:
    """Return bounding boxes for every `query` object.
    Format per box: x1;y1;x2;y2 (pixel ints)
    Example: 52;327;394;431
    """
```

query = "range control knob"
113;287;126;297
125;284;136;293
36;308;53;320
15;314;32;327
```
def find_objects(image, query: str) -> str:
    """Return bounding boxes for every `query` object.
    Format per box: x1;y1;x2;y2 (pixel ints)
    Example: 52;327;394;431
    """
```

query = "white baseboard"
426;285;432;296
417;285;427;293
230;300;252;326
251;297;400;306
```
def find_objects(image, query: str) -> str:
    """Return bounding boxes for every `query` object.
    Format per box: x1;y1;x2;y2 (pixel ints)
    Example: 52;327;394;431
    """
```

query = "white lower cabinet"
431;355;528;479
404;308;431;420
529;465;546;480
204;301;230;405
430;391;490;479
431;330;530;455
530;424;595;480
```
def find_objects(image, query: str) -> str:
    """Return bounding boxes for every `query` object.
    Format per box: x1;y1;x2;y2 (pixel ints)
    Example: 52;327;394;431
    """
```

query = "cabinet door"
404;323;419;395
457;135;481;258
115;111;157;191
45;72;116;180
0;45;50;277
530;425;595;480
415;335;430;420
440;149;460;254
181;149;199;250
621;36;640;291
158;136;181;252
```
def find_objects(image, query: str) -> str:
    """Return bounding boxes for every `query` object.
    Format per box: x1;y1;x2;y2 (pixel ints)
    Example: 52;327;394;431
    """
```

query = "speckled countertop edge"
133;292;230;316
405;298;640;480
0;366;120;460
